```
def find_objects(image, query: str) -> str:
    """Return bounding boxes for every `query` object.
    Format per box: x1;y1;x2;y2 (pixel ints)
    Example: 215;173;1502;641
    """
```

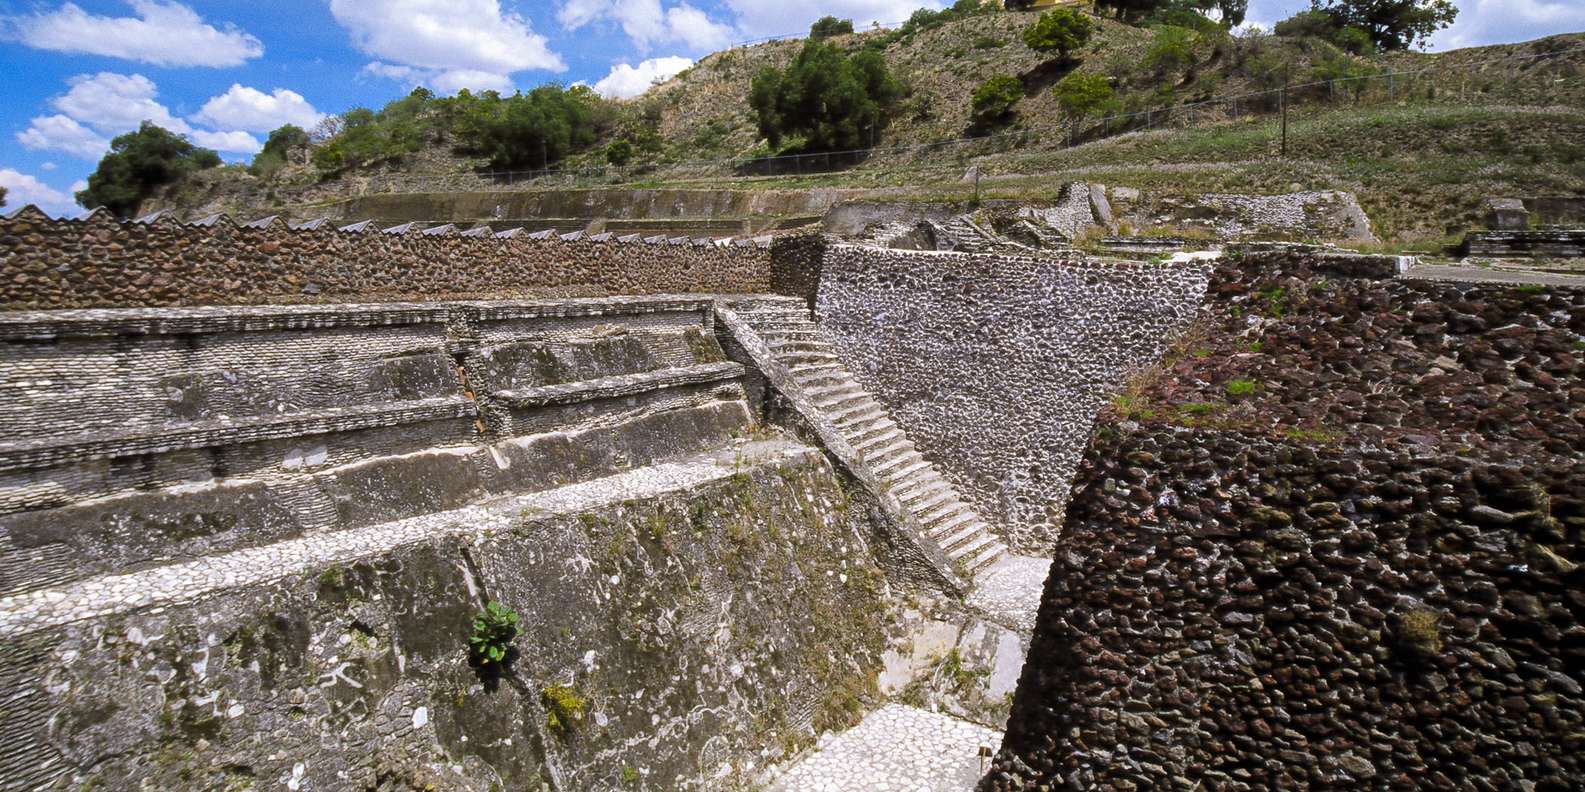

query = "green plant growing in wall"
1395;607;1443;661
1225;379;1258;398
468;601;519;668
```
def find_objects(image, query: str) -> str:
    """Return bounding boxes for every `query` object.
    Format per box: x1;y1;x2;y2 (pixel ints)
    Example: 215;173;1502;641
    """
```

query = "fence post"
1280;80;1289;158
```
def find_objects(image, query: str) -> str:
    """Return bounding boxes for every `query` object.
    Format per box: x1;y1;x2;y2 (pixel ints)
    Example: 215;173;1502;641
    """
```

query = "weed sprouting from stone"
468;601;519;668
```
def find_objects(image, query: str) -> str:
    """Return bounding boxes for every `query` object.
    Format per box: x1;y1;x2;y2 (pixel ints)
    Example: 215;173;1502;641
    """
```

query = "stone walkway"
769;705;1002;792
964;554;1049;633
1404;263;1585;286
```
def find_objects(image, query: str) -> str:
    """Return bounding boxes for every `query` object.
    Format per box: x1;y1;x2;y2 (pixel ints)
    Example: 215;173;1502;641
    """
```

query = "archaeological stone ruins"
1;196;1582;792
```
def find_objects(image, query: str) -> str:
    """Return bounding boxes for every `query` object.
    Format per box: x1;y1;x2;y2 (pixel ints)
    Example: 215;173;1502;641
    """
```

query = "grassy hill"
145;9;1585;246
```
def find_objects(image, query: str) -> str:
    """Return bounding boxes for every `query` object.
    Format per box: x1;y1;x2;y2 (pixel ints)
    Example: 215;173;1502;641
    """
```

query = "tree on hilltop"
1022;7;1095;60
1310;0;1457;50
749;39;904;153
810;16;854;39
76;122;222;217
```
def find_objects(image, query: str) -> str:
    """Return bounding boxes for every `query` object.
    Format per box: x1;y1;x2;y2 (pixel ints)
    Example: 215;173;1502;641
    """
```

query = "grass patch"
1225;379;1258;398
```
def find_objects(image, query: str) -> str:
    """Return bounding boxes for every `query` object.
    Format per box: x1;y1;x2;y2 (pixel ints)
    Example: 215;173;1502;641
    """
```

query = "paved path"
965;554;1049;633
1404;263;1585;287
769;705;1002;792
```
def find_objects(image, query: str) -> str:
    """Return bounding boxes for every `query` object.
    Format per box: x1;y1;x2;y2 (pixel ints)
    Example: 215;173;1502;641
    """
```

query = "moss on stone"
543;684;588;737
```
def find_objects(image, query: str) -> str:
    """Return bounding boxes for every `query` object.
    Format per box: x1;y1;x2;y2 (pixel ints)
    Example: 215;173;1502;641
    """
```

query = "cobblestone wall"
0;207;772;310
987;251;1585;790
813;245;1212;555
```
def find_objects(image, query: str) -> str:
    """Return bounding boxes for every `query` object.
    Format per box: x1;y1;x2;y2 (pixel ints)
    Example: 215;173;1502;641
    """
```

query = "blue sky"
2;0;1583;215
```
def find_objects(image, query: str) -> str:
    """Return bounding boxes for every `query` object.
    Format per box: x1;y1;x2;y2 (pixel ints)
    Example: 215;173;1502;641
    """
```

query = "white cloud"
189;129;262;154
0;168;81;217
4;0;263;67
40;162;57;171
560;0;735;50
194;85;326;133
1248;0;1585;49
51;72;190;134
16;115;110;160
592;56;695;98
1431;0;1585;50
331;0;565;94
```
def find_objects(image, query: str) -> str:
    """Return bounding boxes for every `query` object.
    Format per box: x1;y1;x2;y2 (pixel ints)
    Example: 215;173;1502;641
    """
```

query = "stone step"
776;350;840;365
933;523;984;553
946;532;998;562
961;541;1009;574
803;382;863;401
793;369;850;388
870;447;923;475
911;491;961;522
828;402;883;426
924;509;977;539
859;437;913;465
892;475;949;504
877;456;929;482
814;389;868;410
767;338;827;353
845;420;899;449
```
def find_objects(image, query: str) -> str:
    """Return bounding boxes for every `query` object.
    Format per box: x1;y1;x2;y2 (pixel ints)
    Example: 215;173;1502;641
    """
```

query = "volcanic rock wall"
812;245;1212;554
0;207;772;310
987;252;1585;790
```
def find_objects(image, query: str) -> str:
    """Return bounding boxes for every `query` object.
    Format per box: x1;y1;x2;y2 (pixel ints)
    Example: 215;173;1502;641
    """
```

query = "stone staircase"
728;298;1008;577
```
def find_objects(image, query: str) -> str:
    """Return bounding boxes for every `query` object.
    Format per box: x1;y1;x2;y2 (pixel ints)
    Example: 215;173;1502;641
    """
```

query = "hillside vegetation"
129;5;1585;245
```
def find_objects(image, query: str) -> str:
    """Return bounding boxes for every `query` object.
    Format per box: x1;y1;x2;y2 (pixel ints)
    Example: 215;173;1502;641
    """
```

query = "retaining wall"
986;251;1585;790
812;245;1211;554
0;207;773;310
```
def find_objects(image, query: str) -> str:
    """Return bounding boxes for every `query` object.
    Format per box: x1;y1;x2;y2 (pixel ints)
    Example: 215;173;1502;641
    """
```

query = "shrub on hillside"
1022;8;1095;60
749;39;904;153
1053;72;1120;129
810;16;854;39
249;124;309;178
76;122;222;217
971;74;1026;133
605;139;635;166
1143;25;1200;75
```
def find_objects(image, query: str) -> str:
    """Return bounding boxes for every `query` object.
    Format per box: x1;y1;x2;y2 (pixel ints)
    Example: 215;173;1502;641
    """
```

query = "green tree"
1022;8;1095;60
970;74;1025;133
749;39;904;153
1095;0;1171;24
249;124;309;177
0;186;7;209
1053;72;1119;131
809;16;854;39
1311;0;1457;50
1146;0;1247;31
1143;25;1199;75
605;139;635;166
76;122;221;217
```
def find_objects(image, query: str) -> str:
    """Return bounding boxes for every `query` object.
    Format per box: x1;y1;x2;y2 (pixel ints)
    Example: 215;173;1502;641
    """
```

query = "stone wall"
987;250;1585;789
812;245;1211;554
0;295;895;790
992;428;1585;790
3;444;889;791
0;207;773;310
1465;230;1585;258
